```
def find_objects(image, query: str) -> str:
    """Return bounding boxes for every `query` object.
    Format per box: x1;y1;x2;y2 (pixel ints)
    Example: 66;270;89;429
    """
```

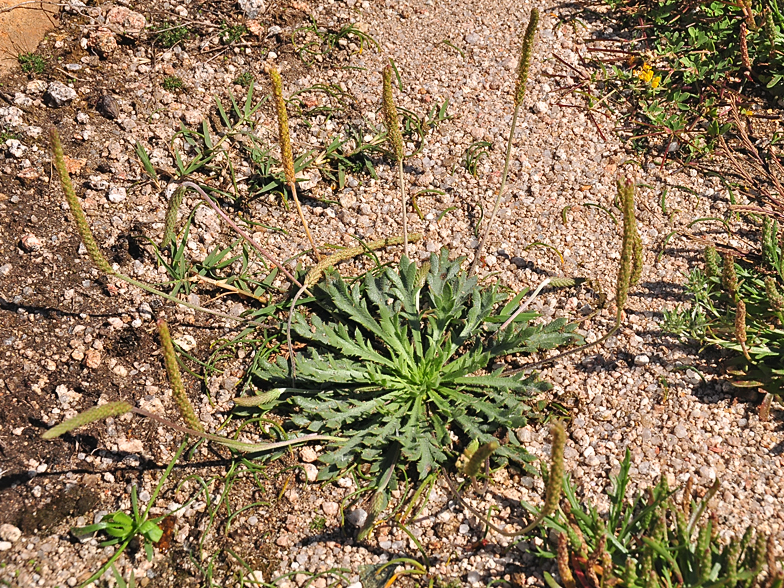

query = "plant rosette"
243;249;583;482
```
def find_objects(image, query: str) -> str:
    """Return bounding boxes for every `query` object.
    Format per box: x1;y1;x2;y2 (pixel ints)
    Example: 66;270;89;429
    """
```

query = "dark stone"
96;94;120;120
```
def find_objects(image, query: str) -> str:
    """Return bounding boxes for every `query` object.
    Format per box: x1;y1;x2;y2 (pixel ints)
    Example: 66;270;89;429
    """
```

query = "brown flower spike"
469;8;538;275
268;66;322;261
158;319;204;432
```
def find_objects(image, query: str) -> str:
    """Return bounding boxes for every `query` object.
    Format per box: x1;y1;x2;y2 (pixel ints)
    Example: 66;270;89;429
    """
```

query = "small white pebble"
107;185;127;203
302;463;318;483
0;524;21;543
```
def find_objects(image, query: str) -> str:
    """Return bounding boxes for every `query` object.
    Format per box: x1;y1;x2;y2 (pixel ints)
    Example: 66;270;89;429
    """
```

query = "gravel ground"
1;0;783;586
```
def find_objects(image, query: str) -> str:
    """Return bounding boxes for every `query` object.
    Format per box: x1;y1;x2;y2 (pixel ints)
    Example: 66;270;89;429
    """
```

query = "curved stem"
398;159;408;257
178;181;304;289
289;180;322;262
503;319;622;375
469;103;521;276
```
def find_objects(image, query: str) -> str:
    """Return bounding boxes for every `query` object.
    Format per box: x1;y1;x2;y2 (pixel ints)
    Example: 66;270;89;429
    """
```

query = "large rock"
86;27;118;58
44;81;77;108
105;6;146;38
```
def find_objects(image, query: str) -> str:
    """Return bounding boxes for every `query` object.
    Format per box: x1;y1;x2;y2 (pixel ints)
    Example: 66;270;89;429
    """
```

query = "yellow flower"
650;75;661;89
635;63;654;83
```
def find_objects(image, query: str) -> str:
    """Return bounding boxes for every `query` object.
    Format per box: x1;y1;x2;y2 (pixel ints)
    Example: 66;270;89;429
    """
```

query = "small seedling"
309;517;327;532
70;442;187;587
151;22;191;48
162;76;184;92
17;52;45;75
234;71;254;87
220;22;248;45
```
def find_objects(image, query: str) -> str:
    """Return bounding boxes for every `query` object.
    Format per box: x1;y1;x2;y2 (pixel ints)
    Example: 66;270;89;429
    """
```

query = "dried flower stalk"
722;253;739;300
470;8;539;276
463;440;500;479
704;245;721;279
557;533;577;588
382;64;408;257
42;401;134;439
50;128;115;276
542;421;565;517
268;66;321;261
616;178;642;321
158;319;204;432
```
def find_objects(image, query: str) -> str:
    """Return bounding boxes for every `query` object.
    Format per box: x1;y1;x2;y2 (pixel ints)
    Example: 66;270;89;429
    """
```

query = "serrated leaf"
249;251;576;481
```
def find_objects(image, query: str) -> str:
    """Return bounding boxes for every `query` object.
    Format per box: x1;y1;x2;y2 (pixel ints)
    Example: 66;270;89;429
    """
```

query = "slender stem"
503;319;622;375
287;282;310;383
469;104;521;276
79;537;133;587
132;407;340;452
398;159;408;258
289;180;322;261
179;182;304;289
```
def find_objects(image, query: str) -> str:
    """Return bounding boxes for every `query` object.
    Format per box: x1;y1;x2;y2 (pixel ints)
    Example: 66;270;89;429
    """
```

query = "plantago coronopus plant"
381;64;409;256
268;65;322;261
470;7;539;276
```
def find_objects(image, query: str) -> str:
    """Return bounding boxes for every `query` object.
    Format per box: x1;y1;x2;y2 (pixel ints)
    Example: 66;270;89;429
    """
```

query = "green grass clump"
524;450;783;588
18;52;45;75
162;76;184;92
234;71;254;87
242;249;582;483
151;22;191;48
